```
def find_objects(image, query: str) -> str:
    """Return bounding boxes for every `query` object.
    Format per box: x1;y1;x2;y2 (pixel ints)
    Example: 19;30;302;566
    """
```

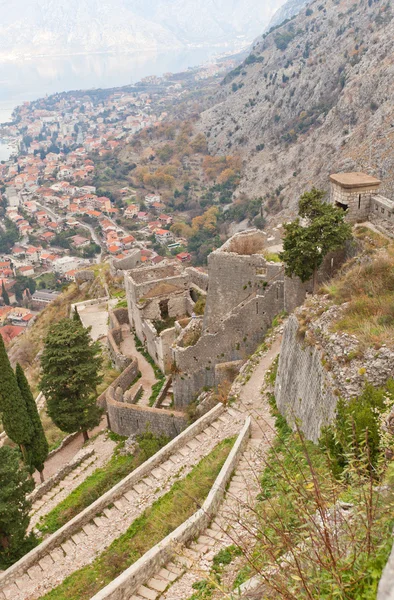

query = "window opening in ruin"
256;302;259;315
276;286;279;300
382;208;385;214
358;194;361;209
159;299;169;320
376;204;379;211
336;201;348;211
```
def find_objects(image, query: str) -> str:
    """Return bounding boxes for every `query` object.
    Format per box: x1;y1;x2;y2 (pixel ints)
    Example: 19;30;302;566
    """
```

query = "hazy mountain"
268;0;310;30
0;0;285;60
200;0;394;218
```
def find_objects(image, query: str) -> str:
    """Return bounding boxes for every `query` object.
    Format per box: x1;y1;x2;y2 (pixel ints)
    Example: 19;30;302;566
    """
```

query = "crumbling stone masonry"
124;262;208;373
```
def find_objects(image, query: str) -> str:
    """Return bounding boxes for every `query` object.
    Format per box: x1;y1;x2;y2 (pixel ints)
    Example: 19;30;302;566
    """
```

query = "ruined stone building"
330;171;394;235
123;230;309;408
124;262;208;373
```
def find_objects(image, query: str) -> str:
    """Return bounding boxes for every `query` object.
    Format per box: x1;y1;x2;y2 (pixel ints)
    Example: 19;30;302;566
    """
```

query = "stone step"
134;481;150;494
137;584;159;599
151;466;165;480
186;439;199;451
198;534;216;546
166;562;183;576
2;582;18;600
146;577;168;593
124;489;138;503
158;567;178;582
178;447;190;458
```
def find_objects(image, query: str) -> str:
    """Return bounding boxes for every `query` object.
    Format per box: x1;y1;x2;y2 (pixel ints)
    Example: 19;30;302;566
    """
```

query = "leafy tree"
40;319;103;441
14;274;36;304
0;336;33;460
16;364;48;482
1;281;9;305
280;188;352;291
0;446;35;568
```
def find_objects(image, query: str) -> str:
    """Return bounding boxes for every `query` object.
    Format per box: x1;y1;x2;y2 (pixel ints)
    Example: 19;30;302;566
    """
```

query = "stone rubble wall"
97;359;139;409
173;284;284;407
110;250;141;275
275;306;394;442
0;405;225;591
89;416;252;600
106;385;187;439
275;315;338;443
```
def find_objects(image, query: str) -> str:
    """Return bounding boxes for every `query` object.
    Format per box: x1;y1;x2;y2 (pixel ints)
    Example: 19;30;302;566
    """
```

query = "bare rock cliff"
200;0;394;219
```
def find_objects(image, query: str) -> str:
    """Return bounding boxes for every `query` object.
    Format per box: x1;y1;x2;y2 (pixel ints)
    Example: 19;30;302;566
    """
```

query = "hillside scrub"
326;247;394;348
37;431;170;535
40;438;235;600
226;387;394;600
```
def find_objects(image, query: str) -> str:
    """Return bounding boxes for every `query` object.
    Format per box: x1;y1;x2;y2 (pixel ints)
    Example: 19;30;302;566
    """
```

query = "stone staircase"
0;407;243;600
29;451;99;531
127;437;266;600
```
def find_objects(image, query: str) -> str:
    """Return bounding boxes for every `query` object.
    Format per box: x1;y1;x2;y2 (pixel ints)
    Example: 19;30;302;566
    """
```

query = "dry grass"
325;248;394;348
226;232;265;255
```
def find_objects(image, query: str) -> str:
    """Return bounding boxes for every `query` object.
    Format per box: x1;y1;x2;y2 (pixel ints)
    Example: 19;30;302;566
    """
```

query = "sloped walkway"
120;332;157;406
126;338;282;600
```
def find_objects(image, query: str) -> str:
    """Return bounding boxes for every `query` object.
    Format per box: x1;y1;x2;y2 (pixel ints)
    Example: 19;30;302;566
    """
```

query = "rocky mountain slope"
0;0;284;59
200;0;394;220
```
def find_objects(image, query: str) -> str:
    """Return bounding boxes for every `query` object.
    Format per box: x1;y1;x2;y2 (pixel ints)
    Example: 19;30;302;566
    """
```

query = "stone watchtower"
329;172;381;223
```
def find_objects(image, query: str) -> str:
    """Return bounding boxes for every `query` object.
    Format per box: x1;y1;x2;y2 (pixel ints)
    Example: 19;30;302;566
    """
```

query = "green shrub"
320;380;394;476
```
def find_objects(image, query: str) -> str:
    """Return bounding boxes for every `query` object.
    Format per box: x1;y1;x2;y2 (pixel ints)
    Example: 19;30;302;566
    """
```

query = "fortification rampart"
173;283;283;407
275;307;394;442
106;386;187;438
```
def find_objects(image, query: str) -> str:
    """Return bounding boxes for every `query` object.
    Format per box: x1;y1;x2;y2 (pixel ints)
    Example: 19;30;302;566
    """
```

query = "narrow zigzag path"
0;410;243;600
126;336;282;600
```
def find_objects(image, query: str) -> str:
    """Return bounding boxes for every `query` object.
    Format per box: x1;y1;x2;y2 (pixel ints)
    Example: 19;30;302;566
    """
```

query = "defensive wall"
110;249;142;276
107;308;133;371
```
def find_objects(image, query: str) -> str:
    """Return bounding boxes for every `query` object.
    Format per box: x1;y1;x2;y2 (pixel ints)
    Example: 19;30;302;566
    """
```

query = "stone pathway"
120;331;158;406
126;338;282;600
0;409;243;600
34;415;108;482
29;433;116;531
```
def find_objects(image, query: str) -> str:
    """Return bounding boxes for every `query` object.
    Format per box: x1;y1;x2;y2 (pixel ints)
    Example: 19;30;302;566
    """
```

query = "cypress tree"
0;446;34;568
1;281;10;305
73;306;83;325
40;318;103;442
16;363;49;483
0;336;33;460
